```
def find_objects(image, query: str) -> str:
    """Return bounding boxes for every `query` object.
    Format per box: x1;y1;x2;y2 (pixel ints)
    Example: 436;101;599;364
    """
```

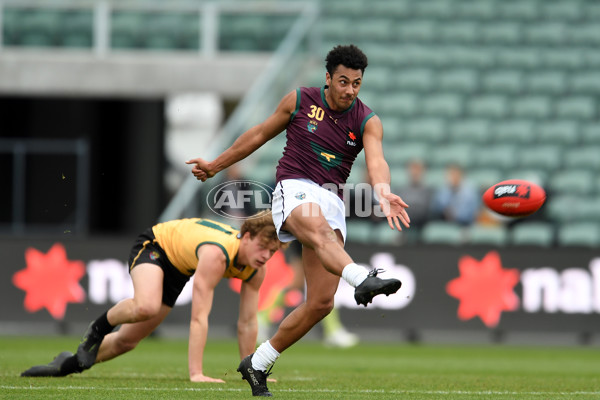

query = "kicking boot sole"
355;279;402;307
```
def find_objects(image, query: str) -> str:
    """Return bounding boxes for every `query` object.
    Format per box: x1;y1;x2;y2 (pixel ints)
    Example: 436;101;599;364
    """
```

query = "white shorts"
272;178;347;243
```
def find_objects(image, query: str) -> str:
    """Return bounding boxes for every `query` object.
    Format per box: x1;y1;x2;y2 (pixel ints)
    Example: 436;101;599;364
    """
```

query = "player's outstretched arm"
237;268;265;359
186;90;297;182
362;115;410;230
189;245;227;383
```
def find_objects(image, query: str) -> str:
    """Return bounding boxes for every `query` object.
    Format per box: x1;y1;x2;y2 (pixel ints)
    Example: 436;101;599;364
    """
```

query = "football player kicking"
21;210;286;383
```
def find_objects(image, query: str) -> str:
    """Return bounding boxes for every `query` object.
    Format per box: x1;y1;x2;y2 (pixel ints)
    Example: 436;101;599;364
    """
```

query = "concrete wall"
0;50;271;98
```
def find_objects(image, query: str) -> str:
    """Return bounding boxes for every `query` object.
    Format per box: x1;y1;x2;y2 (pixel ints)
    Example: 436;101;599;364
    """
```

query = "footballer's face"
325;65;363;112
238;232;277;269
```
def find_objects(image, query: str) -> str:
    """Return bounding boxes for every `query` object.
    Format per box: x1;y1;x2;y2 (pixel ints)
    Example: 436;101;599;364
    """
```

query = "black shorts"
128;228;190;307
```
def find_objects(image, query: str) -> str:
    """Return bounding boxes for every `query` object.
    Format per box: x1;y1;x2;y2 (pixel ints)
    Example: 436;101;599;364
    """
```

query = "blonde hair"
240;210;288;250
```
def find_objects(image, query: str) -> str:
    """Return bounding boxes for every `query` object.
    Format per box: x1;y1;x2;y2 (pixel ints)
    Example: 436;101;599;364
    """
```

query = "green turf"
1;336;599;399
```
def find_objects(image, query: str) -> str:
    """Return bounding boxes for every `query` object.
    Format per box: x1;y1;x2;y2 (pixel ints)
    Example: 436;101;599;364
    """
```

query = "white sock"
342;263;369;287
252;340;280;371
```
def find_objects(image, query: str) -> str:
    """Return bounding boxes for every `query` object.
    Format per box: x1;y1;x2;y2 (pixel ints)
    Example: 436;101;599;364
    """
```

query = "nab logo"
493;184;530;199
206;180;273;220
346;130;357;147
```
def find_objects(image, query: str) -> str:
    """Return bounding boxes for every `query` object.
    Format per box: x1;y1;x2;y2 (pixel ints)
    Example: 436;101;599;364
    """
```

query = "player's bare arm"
237;269;264;360
186;90;297;181
362;116;410;231
188;245;227;383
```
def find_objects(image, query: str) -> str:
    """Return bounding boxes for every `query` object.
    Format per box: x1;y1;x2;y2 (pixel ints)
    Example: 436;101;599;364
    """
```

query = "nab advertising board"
2;237;599;342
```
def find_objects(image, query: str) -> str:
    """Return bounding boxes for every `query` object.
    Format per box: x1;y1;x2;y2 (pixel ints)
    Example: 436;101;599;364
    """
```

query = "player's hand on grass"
379;192;410;231
185;158;216;182
190;373;225;383
267;378;277;383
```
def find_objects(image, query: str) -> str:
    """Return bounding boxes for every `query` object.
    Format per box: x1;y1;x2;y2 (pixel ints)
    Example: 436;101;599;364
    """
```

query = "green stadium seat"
447;47;495;69
319;17;350;42
420;93;463;117
381;116;404;141
555;96;596;120
357;18;395;41
428;143;474;169
562;146;600;170
438;22;479;44
492;119;536;144
510;222;555;247
423;167;448;188
569;72;600;94
111;12;144;49
581;124;600;144
536;120;579;145
469;224;508;246
466;95;509;118
385;142;429;167
438;69;478;93
516;144;561;170
524;22;567;45
482;70;523;94
577;197;600;223
496;0;539;20
448;119;491;144
412;0;454;18
548;169;594;196
472;144;517;170
505;168;548;188
346;220;375;244
372;223;403;245
541;48;585;70
454;0;497;20
480;22;521;44
569;23;600;46
467;168;503;192
392;68;435;92
496;48;541;69
544;195;580;224
363;66;391;92
421;221;466;245
511;95;552;119
401;118;445;143
525;71;567;94
540;1;583;20
371;0;411;18
377;93;418;117
395;20;437;42
557;222;600;247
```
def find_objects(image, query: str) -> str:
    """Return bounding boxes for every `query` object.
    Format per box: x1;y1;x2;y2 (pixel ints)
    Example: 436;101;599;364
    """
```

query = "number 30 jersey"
275;86;375;196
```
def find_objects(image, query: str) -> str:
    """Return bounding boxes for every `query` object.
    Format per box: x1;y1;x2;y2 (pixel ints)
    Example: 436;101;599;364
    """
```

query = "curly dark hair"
325;44;368;76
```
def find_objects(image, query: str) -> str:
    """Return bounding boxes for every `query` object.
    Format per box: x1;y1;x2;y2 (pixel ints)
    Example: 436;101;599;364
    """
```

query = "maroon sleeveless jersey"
275;86;376;196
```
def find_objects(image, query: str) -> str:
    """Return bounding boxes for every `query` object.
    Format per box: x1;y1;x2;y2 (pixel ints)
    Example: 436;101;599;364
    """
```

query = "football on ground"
482;179;546;217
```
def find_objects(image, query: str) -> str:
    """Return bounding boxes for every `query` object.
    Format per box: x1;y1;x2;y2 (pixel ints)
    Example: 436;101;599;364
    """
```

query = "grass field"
1;336;599;399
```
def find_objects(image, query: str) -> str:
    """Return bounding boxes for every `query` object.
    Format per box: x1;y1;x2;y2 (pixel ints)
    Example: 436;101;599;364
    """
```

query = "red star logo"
348;131;356;140
12;243;86;320
446;251;520;328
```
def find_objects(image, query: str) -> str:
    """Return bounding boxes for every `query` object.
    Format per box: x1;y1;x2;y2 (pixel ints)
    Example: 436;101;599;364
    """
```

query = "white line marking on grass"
3;385;600;396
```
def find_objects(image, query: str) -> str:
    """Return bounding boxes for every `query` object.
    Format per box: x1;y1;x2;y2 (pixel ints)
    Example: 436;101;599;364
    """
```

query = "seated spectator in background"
431;164;480;226
396;159;433;229
395;159;434;243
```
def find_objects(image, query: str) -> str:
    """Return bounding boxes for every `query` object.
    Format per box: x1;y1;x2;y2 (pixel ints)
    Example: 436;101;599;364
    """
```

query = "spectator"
431;164;480;226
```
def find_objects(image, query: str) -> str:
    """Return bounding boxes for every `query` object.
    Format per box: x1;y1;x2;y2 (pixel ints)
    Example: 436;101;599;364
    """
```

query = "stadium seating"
4;0;600;247
421;221;466;245
510;222;555;247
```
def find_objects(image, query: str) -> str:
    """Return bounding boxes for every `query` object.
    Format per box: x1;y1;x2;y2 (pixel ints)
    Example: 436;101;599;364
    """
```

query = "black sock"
92;311;114;336
61;355;84;374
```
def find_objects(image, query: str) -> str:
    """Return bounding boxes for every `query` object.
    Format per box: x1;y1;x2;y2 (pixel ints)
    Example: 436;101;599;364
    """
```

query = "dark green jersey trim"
195;241;230;269
320;86;355;114
360;111;376;137
290;88;301;123
245;269;258;282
